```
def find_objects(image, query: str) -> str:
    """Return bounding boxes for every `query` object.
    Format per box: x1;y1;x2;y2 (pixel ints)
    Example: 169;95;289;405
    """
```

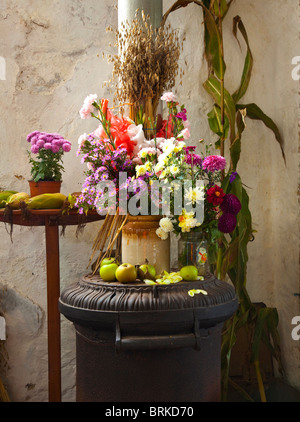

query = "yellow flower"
178;208;201;232
136;164;147;177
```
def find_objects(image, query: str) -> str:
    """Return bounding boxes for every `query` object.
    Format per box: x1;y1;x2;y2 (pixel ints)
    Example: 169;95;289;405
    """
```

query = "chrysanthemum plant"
27;131;71;182
163;0;285;402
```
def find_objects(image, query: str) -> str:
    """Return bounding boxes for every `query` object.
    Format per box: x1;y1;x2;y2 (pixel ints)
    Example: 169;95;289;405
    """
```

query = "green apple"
179;265;198;281
139;264;156;278
100;263;118;281
100;257;118;267
115;263;137;283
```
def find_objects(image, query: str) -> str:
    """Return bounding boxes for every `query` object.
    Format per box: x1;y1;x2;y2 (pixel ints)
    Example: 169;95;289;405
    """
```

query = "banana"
6;192;30;209
26;193;67;209
0;191;18;208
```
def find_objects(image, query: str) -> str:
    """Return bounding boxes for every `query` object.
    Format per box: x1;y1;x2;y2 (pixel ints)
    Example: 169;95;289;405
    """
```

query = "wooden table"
0;208;104;402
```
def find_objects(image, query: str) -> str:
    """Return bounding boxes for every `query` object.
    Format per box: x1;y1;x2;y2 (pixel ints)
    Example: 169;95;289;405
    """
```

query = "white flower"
161;92;178;102
78;133;89;147
135;165;147;177
154;161;165;175
185;186;205;205
169;164;180;175
159;217;174;233
161;138;176;154
178;128;190;140
155;227;169;240
79;94;97;119
128;124;145;144
138;147;156;159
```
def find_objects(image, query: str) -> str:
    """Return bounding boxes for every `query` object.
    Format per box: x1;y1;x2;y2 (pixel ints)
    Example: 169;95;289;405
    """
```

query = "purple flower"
229;171;238;183
44;142;52;150
185;153;202;166
218;213;237;233
27;131;40;142
220;194;241;215
176;108;187;121
184;146;196;152
202;155;226;172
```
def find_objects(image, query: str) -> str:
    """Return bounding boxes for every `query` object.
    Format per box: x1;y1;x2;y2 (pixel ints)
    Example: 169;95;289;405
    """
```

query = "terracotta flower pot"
28;180;62;197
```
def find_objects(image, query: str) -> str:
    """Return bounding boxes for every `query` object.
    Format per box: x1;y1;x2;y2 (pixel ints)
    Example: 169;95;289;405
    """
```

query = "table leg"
45;216;61;402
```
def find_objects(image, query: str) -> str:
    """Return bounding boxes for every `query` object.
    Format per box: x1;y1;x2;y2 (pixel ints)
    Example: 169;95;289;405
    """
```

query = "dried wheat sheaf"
106;11;184;115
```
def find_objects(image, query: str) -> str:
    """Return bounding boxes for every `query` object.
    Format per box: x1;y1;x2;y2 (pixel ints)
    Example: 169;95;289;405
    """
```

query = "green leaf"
236;103;286;163
229;108;247;170
203;75;236;141
207;105;229;138
202;5;226;79
220;237;239;279
212;0;228;18
232;16;253;103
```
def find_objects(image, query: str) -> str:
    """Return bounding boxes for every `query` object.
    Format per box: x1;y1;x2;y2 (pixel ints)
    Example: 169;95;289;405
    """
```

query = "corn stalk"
163;0;285;401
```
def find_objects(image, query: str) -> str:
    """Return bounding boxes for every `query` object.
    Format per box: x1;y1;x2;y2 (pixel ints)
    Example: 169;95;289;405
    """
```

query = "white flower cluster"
155;217;174;240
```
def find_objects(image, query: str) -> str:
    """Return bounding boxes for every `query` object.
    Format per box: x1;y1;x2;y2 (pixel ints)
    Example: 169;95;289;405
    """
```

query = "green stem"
217;0;225;180
216;243;223;279
254;360;267;402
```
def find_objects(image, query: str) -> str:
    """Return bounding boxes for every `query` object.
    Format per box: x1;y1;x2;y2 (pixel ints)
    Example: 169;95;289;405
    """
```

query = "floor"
227;377;300;402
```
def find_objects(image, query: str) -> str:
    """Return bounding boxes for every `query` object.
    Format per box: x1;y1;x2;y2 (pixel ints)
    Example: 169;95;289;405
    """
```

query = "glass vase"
178;232;209;277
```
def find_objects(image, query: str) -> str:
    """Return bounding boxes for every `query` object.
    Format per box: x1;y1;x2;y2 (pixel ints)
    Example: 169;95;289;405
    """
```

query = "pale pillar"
118;0;163;30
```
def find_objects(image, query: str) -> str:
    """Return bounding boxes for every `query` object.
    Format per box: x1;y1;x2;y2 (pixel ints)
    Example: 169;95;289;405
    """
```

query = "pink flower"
44;142;52;150
178;128;190;140
161;92;177;103
62;142;71;152
202;155;226;172
36;140;45;148
31;144;39;154
79;94;98;119
51;144;61;153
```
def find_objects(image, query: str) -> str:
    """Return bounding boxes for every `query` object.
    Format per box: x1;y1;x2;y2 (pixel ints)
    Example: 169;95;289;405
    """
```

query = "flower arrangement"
76;92;241;247
27;131;71;182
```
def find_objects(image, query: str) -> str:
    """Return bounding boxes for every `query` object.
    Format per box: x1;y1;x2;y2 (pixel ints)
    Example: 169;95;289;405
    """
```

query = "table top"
0;208;104;227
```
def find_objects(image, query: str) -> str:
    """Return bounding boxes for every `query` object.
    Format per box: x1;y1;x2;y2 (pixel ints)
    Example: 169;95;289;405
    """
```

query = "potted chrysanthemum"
27;131;71;196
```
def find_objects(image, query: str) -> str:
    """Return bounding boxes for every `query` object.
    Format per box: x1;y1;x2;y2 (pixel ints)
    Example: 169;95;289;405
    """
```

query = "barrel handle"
115;314;204;352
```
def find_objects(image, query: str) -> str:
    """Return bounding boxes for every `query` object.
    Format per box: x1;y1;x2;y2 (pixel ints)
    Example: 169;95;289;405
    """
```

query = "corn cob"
0;191;18;208
26;193;67;209
6;192;30;209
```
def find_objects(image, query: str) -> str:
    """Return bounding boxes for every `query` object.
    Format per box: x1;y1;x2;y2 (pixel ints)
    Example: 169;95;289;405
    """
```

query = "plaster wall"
0;0;298;401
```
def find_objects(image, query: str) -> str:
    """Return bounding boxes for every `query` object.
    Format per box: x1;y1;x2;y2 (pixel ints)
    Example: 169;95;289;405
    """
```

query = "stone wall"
0;0;299;401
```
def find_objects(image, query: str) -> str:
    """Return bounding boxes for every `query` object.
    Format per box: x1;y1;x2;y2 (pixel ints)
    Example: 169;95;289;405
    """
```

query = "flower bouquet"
75;91;241;276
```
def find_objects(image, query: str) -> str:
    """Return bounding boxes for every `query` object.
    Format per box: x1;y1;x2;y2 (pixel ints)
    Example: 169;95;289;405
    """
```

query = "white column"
118;0;163;30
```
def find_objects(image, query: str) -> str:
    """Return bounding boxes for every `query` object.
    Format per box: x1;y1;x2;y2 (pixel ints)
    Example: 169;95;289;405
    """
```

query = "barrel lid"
59;274;238;329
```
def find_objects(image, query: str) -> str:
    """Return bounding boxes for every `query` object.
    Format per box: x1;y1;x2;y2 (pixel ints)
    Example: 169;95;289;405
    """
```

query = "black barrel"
59;274;238;402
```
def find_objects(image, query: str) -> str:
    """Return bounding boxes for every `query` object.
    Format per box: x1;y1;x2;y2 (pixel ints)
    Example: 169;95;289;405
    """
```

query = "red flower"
206;185;225;206
156;115;174;138
95;101;135;157
101;98;109;118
